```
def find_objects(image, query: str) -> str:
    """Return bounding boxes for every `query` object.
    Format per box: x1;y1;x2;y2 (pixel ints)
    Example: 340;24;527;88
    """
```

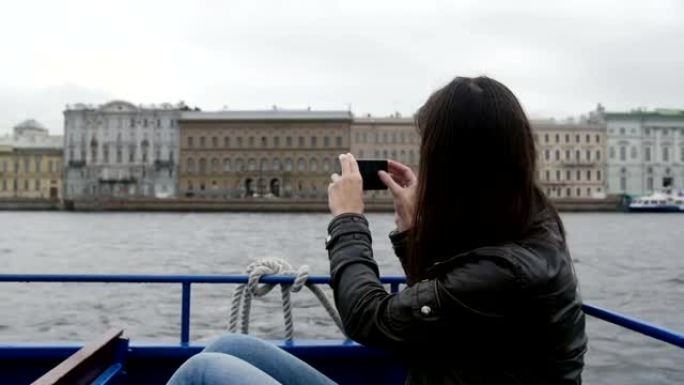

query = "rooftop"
180;110;353;122
604;108;684;119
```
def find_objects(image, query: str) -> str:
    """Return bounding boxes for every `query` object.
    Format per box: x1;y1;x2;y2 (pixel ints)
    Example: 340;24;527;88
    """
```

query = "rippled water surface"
0;212;682;384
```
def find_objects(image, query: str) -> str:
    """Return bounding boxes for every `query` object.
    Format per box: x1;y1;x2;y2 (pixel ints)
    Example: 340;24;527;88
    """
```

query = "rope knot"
228;257;345;342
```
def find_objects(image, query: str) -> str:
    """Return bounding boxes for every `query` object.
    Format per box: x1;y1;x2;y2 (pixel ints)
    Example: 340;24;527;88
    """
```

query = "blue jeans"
167;334;338;385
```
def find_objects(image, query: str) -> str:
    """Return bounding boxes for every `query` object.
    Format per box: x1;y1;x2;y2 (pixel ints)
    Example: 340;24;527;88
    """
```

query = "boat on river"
0;274;682;385
628;191;684;212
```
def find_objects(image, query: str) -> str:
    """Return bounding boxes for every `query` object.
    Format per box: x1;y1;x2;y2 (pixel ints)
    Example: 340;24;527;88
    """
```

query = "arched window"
199;158;207;174
310;158;318;172
260;158;269;171
248;158;257;171
211;158;219;173
235;158;245;172
223;158;231;172
322;158;331;172
186;158;195;173
297;158;306;172
272;158;281;171
284;158;293;172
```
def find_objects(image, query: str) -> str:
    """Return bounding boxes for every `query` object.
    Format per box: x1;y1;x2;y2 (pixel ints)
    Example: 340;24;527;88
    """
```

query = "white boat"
628;191;684;212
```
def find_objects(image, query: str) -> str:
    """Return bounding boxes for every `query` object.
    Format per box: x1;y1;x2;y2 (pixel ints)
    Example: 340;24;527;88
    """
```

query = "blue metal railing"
0;274;681;348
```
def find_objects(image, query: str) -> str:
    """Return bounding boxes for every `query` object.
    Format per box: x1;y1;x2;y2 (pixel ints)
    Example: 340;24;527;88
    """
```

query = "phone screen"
356;159;388;190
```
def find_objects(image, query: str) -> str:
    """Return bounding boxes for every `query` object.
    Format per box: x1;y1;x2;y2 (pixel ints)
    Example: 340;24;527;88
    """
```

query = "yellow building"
0;120;63;200
178;110;352;199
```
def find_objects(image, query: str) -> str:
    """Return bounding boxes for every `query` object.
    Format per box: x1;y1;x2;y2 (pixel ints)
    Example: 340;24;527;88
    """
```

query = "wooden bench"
32;329;128;385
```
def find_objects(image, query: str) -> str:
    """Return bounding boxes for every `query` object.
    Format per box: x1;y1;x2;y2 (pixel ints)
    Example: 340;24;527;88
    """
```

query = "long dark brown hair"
407;76;563;283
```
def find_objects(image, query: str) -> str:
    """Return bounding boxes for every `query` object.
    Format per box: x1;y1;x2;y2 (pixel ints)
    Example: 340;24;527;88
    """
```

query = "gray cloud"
1;0;683;133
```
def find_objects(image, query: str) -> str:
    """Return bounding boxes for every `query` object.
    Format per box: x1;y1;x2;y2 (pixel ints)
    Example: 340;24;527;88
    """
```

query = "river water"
0;212;682;384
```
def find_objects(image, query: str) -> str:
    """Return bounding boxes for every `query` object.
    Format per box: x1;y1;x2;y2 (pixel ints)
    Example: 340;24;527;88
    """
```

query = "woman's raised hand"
328;153;364;217
378;160;417;232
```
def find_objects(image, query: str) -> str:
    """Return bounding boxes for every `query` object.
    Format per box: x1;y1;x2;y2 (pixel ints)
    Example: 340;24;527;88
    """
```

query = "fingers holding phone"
378;160;417;232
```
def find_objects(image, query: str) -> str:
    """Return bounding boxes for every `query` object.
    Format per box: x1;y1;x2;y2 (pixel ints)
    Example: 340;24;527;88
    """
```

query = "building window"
566;187;571;197
556;170;561;181
597;170;601;181
116;147;123;164
576;187;581;197
129;146;136;163
235;158;245;172
322;158;331;172
272;158;281;171
566;170;571;181
585;134;590;143
575;134;580;143
310;158;318;172
586;149;591;161
630;147;637;159
587;170;591;181
555;150;560;161
237;137;243;147
199;158;207;174
224;137;230;147
663;147;670;162
211;158;219;173
261;136;267;147
248;137;254;147
298;137;304;147
555;134;559;143
576;150;581;161
576;169;581;181
619;146;626;161
596;134;600;143
248;158;257;171
297;158;306;172
286;137;292;147
188;137;194;148
260;158;269;171
609;147;615;159
200;137;206;148
544;150;550;161
310;136;317;147
565;134;570;143
645;147;651;162
620;127;625;135
565;150;570;160
324;136;330;147
596;150;601;161
212;137;218;148
274;137;280;147
223;158;231;172
545;170;550;181
644;128;650;136
544;134;549;143
647;177;654;191
284;158;293;172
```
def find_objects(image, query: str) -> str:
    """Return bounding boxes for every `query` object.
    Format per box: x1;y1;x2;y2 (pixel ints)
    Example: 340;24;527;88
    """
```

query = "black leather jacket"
326;212;587;385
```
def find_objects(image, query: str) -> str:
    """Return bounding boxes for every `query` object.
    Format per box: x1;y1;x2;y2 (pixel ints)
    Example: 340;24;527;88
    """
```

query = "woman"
168;76;587;385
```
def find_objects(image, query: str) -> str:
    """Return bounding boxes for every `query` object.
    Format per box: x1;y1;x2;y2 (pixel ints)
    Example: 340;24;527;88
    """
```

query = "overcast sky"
1;0;683;134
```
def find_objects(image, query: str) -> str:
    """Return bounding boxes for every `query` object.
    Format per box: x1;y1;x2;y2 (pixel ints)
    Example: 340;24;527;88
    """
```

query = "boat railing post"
181;281;191;345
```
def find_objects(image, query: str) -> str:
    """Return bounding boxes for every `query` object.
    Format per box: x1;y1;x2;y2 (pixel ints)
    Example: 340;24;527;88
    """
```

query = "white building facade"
63;100;185;199
605;109;684;196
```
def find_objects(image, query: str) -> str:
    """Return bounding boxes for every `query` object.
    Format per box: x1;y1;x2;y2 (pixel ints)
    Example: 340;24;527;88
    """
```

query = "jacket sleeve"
327;213;520;349
389;229;410;276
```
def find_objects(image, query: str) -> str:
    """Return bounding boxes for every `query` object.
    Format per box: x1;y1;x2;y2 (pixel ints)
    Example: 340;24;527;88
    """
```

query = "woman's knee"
203;333;274;355
167;352;279;385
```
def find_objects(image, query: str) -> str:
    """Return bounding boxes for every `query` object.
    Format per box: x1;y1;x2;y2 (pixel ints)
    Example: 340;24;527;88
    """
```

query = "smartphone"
357;159;388;190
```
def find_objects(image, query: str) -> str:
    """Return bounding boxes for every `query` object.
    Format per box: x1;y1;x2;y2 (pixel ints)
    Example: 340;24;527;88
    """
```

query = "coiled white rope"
228;258;346;342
